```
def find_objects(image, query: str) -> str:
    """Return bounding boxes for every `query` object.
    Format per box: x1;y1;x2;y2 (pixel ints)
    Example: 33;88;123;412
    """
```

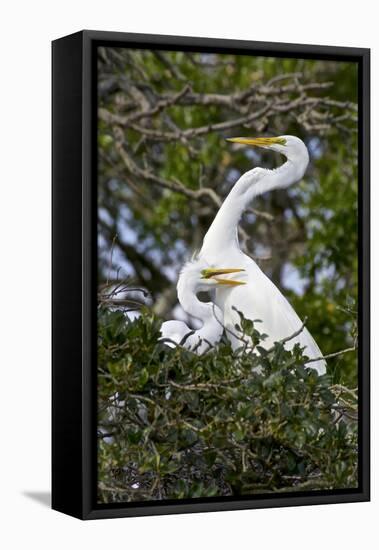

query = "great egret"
199;135;326;374
160;261;245;354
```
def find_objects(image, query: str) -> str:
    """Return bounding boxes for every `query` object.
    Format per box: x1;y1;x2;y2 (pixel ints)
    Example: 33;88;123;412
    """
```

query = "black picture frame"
52;30;370;520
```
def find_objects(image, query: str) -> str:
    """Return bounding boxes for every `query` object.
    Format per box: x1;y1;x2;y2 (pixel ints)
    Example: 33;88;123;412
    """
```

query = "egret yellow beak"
226;136;287;147
201;267;246;286
214;278;246;286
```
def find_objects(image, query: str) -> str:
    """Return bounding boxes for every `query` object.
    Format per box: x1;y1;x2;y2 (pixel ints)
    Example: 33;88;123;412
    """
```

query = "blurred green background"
97;47;358;386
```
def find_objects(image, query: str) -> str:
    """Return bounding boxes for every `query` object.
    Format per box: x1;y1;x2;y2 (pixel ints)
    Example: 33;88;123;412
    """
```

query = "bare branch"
305;346;356;364
265;318;308;353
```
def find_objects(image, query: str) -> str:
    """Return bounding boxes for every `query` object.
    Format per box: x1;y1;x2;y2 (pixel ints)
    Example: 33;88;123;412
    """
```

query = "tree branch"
305;346;356;364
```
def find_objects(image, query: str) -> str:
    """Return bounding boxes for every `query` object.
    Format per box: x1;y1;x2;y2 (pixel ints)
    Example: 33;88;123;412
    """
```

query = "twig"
107;234;118;285
265;318;308;353
132;107;271;140
329;384;358;400
306;346;356;364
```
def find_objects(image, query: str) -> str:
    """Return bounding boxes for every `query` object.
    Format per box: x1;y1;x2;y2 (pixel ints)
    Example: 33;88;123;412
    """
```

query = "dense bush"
97;306;358;504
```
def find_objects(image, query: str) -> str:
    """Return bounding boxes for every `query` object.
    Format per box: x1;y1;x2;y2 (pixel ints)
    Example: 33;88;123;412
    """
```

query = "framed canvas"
52;30;370;520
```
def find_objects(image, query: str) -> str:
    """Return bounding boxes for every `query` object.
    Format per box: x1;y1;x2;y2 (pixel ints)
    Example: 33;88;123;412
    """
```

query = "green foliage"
98;48;359;388
97;48;359;504
97;308;358;504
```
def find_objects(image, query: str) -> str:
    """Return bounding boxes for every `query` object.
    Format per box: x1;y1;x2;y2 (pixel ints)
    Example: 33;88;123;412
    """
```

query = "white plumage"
160;260;243;354
160;135;326;375
198;135;326;374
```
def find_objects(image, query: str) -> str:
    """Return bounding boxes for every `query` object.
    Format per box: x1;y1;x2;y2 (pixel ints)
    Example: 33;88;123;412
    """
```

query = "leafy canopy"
97;307;357;504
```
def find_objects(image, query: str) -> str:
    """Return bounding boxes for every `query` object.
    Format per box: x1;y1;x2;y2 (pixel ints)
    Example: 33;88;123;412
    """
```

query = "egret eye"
276;137;287;146
200;268;212;279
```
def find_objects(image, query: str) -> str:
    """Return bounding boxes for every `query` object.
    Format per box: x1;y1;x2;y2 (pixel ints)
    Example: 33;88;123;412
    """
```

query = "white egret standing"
160;260;245;354
199;135;326;374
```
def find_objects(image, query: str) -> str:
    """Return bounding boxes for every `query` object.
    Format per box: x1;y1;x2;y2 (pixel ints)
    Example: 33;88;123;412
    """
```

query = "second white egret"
160;261;245;354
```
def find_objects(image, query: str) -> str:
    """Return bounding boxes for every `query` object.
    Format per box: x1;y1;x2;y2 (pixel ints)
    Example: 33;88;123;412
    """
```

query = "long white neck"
201;176;251;255
201;150;308;258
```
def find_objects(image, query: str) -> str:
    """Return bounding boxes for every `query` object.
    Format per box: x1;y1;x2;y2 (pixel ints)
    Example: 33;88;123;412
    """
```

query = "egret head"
177;257;245;296
226;135;309;162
